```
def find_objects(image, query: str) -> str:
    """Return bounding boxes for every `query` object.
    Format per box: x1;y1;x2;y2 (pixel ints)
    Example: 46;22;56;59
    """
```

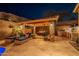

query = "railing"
70;32;79;45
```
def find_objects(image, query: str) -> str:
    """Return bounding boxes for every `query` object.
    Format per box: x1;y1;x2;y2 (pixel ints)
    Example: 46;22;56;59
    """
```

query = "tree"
43;10;71;21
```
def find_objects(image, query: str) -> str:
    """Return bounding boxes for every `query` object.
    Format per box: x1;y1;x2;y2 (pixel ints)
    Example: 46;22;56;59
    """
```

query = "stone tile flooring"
3;38;79;56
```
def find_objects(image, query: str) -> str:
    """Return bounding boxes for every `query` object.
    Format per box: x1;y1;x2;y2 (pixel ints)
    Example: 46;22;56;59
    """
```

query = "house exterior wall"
0;20;17;39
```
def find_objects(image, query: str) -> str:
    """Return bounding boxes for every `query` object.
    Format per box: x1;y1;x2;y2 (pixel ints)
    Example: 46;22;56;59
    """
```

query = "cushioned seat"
0;47;6;56
17;36;26;41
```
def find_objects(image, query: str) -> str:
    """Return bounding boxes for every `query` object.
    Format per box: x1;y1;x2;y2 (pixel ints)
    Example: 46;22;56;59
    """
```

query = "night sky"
0;3;77;19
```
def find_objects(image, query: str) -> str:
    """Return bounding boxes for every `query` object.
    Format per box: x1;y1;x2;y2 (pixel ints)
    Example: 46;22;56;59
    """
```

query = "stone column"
49;22;55;35
49;22;55;41
32;25;36;39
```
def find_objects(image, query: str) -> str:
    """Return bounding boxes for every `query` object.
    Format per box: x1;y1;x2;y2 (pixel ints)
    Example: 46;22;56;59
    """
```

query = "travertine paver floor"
3;37;79;56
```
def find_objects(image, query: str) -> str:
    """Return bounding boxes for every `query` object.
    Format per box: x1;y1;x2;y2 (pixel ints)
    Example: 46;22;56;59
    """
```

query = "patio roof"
18;15;59;25
73;3;79;13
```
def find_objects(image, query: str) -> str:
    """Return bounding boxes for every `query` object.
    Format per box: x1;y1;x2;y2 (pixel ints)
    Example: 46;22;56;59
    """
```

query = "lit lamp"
14;26;22;32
